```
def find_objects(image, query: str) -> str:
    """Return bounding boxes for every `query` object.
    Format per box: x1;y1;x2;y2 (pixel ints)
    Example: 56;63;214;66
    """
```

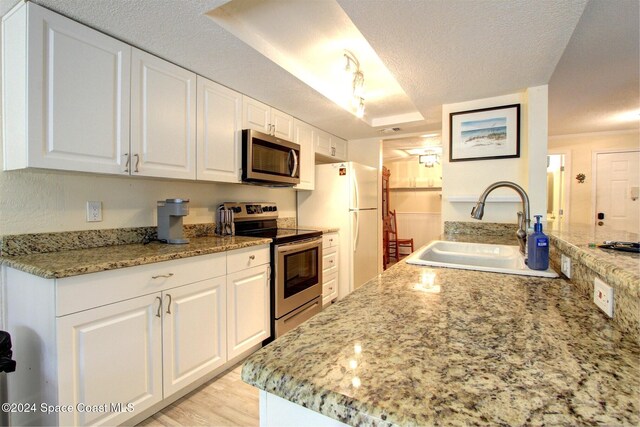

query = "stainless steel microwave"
242;129;300;186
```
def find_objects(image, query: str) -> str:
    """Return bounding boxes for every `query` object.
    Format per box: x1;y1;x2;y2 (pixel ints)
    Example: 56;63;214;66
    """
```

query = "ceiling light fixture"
344;50;366;118
419;152;440;168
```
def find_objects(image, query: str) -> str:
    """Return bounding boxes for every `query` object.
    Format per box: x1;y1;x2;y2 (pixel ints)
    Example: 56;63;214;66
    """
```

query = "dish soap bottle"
527;215;549;270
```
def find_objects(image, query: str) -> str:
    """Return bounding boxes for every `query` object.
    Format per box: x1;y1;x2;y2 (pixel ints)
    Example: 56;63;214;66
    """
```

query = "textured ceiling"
548;0;640;136
0;0;635;140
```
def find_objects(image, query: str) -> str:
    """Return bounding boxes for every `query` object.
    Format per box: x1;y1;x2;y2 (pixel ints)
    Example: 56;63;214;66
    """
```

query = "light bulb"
356;98;365;118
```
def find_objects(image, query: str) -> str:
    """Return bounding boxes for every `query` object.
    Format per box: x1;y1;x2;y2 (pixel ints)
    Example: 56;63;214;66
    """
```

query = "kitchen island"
242;235;640;426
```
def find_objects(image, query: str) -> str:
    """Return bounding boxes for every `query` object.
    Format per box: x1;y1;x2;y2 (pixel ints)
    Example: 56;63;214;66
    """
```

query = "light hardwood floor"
137;364;259;427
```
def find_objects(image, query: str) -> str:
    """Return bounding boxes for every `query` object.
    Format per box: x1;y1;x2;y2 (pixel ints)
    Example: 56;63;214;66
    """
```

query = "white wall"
549;129;639;225
0;167;296;235
441;86;549;225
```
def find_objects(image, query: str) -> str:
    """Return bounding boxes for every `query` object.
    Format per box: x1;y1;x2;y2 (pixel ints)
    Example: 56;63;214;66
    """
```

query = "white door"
197;76;242;182
293;120;315;190
351;209;379;291
350;162;378;209
162;277;227;396
227;265;270;359
27;3;131;174
595;150;640;233
56;294;163;426
271;108;294;140
131;48;196;179
243;96;271;134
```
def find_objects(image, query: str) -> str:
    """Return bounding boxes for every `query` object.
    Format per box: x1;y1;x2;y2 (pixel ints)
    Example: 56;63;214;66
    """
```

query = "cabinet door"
227;265;270;359
314;130;332;157
271;108;294;140
197;77;242;182
163;277;227;396
22;3;130;174
333;137;348;161
56;293;163;426
293;119;315;190
131;48;196;179
243;96;271;134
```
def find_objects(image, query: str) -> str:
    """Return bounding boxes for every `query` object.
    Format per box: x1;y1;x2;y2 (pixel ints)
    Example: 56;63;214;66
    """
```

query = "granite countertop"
548;223;639;288
298;225;340;234
242;238;640;425
0;235;271;279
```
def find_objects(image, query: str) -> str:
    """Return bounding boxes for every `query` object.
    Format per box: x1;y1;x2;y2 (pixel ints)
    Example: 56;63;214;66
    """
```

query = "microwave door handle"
289;149;298;177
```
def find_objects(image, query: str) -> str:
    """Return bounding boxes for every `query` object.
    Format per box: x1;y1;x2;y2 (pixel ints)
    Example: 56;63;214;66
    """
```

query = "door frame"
591;148;640;227
547;149;571;226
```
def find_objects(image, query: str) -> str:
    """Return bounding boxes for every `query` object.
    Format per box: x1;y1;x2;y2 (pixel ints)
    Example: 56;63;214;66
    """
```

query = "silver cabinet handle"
165;294;172;314
152;273;174;279
134;154;140;172
155;296;162;318
249;255;256;260
124;153;130;173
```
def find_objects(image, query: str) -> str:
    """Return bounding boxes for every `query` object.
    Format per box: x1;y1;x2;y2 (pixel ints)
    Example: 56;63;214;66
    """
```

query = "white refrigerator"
297;162;379;300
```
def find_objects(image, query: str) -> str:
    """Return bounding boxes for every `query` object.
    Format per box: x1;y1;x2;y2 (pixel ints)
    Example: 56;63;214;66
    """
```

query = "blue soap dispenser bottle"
527;215;549;270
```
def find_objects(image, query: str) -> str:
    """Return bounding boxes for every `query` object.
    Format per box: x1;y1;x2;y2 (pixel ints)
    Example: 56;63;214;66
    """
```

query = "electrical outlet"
86;201;103;222
561;254;571;278
593;277;613;317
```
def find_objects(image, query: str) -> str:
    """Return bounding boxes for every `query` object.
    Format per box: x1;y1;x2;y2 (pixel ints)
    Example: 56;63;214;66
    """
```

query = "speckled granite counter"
0;235;271;279
242;240;640;425
298;225;340;234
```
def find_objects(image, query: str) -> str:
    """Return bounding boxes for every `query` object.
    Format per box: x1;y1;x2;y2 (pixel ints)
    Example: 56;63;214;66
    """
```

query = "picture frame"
449;104;520;162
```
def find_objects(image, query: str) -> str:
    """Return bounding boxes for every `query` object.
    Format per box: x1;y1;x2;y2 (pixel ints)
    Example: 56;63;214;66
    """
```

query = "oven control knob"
273;206;278;211
263;206;271;212
233;206;242;213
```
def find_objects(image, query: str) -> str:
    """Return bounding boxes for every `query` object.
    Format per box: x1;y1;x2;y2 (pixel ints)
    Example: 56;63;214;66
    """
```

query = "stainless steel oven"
242;129;300;186
222;201;323;341
274;237;322;337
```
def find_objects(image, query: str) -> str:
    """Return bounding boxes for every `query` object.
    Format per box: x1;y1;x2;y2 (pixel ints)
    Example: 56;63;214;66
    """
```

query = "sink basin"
405;240;559;278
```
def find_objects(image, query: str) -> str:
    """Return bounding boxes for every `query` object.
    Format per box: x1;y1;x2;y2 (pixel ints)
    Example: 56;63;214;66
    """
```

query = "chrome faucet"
471;181;530;255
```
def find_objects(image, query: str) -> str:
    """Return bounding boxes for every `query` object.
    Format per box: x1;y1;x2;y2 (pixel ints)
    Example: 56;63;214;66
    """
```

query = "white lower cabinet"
56;294;163;426
227;265;270;359
162;277;227;396
5;245;269;426
322;233;340;306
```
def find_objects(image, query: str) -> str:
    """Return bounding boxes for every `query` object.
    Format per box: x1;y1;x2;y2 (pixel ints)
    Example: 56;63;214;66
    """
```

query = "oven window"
283;246;319;298
252;139;297;177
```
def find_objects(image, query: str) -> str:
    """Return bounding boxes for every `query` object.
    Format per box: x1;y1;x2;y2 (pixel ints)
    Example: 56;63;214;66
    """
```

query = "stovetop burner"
236;227;322;244
221;201;322;244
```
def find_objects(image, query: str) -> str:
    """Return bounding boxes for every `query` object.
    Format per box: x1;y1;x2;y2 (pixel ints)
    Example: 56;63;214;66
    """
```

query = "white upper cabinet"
2;2;131;174
196;77;242;182
242;96;293;140
293;119;315;190
315;129;347;162
131;49;197;180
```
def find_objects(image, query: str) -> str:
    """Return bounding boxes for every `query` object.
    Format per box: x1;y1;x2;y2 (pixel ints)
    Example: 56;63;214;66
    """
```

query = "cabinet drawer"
322;272;338;300
322;246;338;275
227;245;270;275
56;253;226;316
322;233;338;249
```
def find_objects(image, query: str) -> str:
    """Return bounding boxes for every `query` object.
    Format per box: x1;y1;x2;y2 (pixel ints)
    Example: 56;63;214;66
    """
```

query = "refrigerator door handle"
353;210;359;252
351;168;359;210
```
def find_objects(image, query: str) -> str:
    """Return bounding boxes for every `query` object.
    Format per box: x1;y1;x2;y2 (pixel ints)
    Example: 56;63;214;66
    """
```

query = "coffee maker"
157;198;189;244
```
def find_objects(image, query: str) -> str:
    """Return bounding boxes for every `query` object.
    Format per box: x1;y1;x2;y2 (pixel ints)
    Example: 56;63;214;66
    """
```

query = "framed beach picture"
449;104;520;162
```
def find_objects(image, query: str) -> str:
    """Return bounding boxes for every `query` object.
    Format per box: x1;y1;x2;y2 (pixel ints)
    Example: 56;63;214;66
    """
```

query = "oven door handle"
276;237;321;254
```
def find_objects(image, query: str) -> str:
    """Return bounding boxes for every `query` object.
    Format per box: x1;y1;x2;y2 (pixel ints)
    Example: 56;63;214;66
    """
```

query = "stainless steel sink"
405;240;559;278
